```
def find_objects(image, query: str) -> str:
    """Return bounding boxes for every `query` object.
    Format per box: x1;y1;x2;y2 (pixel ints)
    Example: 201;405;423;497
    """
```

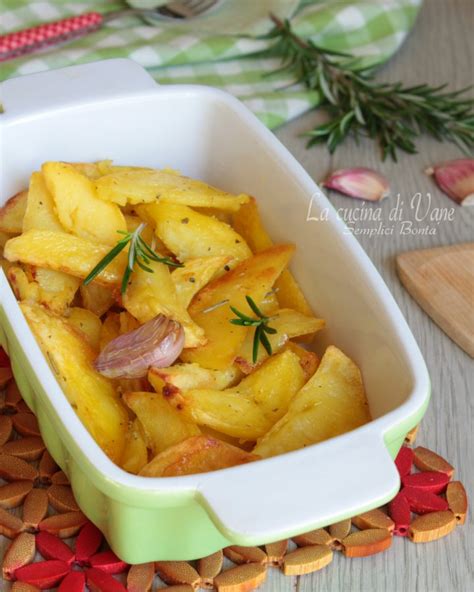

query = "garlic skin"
426;159;474;206
95;315;185;379
322;168;390;201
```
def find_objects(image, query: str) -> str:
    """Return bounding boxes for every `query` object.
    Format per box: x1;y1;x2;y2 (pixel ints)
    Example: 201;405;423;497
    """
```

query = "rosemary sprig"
229;295;277;363
264;15;474;160
83;223;182;295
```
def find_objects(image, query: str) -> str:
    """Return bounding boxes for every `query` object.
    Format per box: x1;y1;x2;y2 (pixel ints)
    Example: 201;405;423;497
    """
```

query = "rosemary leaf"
229;296;277;363
259;328;273;357
83;240;128;286
82;223;182;295
253;325;262;363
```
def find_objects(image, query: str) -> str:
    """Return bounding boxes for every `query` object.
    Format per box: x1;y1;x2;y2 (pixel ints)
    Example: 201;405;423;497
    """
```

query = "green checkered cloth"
0;0;422;129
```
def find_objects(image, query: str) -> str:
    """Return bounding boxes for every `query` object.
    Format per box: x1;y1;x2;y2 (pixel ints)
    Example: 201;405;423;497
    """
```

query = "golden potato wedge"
21;173;81;313
123;259;206;348
80;283;115;317
4;229;127;286
231;197;272;253
172;350;305;440
234;308;325;373
100;311;121;350
199;426;254;450
232;197;314;318
23;172;63;232
42;162;126;245
181;244;295;369
123;391;200;456
66;307;102;350
148;363;241;394
7;265;40;303
24;267;79;314
171;256;230;308
70;160;114;180
118;310;140;334
0;190;28;234
20;302;128;463
120;419;149;474
96;162;154;177
142;203;251;266
254;346;371;458
95;168;250;211
139;435;259;477
283;341;320;381
195;207;232;224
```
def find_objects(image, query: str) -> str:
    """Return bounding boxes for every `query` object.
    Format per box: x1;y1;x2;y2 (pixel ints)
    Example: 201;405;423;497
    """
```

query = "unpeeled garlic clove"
322;168;389;201
425;158;474;205
94;314;184;379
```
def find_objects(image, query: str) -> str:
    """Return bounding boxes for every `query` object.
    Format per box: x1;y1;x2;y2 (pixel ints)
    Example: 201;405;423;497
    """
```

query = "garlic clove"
95;314;184;379
425;159;474;206
322;168;389;201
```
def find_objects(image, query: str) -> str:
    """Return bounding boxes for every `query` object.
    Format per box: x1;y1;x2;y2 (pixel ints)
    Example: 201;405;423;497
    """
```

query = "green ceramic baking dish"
0;59;430;562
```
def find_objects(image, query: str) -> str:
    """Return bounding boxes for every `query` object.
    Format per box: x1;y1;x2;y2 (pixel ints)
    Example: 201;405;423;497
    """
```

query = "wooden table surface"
268;1;474;590
0;1;472;591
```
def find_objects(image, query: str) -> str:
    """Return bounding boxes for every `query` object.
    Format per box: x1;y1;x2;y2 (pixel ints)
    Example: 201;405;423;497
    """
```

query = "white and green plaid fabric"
0;0;422;129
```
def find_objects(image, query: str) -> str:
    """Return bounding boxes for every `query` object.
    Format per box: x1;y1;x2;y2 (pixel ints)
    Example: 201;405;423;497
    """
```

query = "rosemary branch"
264;14;474;161
229;295;277;363
83;223;182;295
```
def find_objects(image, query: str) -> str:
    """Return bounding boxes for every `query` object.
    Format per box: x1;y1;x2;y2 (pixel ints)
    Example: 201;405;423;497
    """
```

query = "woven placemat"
0;360;467;592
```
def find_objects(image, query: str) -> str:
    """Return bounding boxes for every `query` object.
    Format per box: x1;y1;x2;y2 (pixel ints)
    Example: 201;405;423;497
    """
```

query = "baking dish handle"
0;59;157;118
198;428;400;545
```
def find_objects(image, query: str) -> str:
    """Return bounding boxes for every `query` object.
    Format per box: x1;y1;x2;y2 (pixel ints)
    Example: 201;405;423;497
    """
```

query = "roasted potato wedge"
120;419;149;474
23;172;63;233
95;168;250;211
80;283;115;317
142;203;251;267
21;173;80;313
232;197;314;318
0;190;28;234
254;346;371;458
4;230;127;286
199;426;254;450
234;308;325;373
100;312;121;350
70;160;114;180
20;302;128;463
66;307;102;350
171;256;230;308
283;341;320;381
171;350;305;440
7;265;40;303
123;391;200;456
139;435;259;477
181;244;295;369
25;267;79;314
148;362;241;394
42;162;126;245
123;259;206;348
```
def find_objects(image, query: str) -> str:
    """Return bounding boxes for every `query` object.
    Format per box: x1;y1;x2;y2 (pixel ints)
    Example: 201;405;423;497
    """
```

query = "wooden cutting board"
396;243;474;358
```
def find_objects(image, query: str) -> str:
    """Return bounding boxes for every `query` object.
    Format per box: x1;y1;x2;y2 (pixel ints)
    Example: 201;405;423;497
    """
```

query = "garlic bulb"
426;159;474;206
95;315;184;379
322;168;390;201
